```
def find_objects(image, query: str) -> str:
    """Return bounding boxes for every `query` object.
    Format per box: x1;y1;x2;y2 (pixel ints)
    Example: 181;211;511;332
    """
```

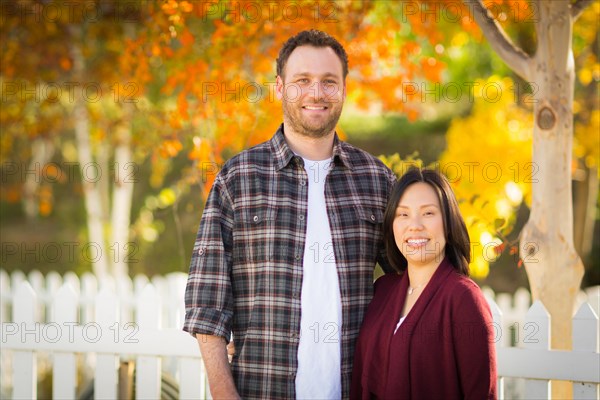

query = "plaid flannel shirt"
184;125;396;399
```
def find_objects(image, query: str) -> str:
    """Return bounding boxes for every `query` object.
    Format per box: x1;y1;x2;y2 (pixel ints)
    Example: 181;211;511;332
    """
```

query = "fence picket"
80;272;98;324
52;283;78;399
12;282;37;400
524;301;551;399
486;297;505;398
164;273;188;379
133;274;149;294
166;272;188;331
10;270;26;294
179;357;204;399
586;286;600;317
116;274;134;327
572;303;599;399
64;271;81;295
0;269;9;323
135;284;161;399
94;288;119;399
27;270;44;322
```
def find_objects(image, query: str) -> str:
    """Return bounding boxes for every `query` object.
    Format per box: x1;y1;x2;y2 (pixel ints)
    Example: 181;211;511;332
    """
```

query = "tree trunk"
69;29;109;280
110;122;134;279
519;1;584;397
469;0;589;396
110;22;137;280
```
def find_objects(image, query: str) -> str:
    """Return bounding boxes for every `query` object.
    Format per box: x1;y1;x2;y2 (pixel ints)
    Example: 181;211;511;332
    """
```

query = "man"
184;29;396;400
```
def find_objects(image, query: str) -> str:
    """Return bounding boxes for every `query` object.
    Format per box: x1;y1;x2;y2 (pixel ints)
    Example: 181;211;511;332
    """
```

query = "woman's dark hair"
276;29;348;79
383;167;471;276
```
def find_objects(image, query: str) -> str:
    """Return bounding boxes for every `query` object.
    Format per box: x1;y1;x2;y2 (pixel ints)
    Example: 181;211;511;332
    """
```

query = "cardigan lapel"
398;257;454;330
384;257;455;400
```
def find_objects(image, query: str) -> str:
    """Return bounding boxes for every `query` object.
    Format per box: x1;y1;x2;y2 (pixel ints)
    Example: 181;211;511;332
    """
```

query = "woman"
351;167;497;400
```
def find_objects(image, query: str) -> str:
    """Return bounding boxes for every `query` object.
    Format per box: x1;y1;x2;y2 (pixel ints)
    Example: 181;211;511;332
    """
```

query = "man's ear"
276;75;284;100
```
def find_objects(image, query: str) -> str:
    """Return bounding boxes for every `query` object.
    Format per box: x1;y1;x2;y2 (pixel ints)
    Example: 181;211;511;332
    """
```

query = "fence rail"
1;269;599;399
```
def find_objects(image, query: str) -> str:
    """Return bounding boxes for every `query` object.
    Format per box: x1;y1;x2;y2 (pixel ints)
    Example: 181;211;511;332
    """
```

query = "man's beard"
282;98;343;139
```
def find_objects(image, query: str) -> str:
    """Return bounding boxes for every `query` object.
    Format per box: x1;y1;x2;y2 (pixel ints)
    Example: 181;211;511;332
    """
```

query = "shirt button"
198;248;205;255
253;215;259;222
370;214;376;222
295;254;301;260
300;180;306;186
299;215;305;221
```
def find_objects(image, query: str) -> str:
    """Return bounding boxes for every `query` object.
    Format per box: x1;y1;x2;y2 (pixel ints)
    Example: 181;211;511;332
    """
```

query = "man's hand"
227;340;236;362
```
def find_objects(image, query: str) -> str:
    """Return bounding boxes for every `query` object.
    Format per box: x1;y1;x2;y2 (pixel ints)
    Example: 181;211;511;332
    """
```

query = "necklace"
408;283;425;295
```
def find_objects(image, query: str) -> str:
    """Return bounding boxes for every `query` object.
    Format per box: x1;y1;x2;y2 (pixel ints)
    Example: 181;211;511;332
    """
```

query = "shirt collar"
270;123;353;171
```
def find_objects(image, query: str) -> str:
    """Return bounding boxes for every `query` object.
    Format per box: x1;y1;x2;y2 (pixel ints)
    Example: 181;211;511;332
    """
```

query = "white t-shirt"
295;157;342;400
394;315;407;335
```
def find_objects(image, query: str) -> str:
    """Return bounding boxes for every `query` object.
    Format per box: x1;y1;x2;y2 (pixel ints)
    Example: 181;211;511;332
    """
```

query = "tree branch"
466;0;532;81
571;0;594;20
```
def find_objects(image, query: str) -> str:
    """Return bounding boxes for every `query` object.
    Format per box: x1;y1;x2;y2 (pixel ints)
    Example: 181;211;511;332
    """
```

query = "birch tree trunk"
110;122;134;280
469;0;591;396
69;27;109;280
110;23;136;280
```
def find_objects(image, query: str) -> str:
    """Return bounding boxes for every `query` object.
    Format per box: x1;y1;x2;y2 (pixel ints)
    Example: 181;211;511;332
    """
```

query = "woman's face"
393;182;446;269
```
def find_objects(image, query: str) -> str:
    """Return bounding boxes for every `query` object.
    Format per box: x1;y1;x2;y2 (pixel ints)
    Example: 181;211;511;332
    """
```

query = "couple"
183;30;497;400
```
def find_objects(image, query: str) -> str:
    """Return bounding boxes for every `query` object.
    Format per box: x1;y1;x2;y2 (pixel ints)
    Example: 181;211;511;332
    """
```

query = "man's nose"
306;81;327;101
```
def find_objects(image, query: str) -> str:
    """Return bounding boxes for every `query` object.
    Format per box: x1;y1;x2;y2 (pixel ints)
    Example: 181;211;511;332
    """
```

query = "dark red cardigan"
350;258;497;400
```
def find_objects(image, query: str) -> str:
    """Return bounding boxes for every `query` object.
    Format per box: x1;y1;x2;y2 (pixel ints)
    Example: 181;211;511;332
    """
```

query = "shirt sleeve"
183;173;235;341
377;167;397;274
452;283;498;399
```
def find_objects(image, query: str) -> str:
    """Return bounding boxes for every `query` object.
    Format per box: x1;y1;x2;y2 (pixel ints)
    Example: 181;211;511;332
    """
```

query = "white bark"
69;29;109;280
110;123;134;279
110;22;137;279
98;139;110;222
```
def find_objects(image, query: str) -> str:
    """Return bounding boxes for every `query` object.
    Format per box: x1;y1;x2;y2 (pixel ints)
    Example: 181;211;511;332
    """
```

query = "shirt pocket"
233;206;278;263
353;206;384;261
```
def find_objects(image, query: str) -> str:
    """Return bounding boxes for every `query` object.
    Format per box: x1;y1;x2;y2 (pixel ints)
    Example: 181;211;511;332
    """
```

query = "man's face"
276;45;346;139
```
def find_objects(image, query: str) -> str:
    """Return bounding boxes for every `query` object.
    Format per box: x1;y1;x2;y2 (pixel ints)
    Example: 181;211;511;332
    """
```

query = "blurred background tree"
1;0;598;298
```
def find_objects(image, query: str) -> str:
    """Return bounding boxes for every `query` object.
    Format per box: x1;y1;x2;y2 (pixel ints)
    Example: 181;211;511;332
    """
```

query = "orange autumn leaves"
155;0;463;192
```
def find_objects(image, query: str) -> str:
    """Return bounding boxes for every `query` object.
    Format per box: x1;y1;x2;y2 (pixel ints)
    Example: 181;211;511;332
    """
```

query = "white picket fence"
1;269;599;399
1;269;207;399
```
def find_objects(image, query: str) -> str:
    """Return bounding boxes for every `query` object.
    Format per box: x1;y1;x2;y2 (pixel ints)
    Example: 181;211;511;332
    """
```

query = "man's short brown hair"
276;29;348;79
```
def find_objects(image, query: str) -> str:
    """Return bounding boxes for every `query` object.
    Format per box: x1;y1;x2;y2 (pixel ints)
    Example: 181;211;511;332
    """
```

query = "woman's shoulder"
448;272;481;291
444;272;491;313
